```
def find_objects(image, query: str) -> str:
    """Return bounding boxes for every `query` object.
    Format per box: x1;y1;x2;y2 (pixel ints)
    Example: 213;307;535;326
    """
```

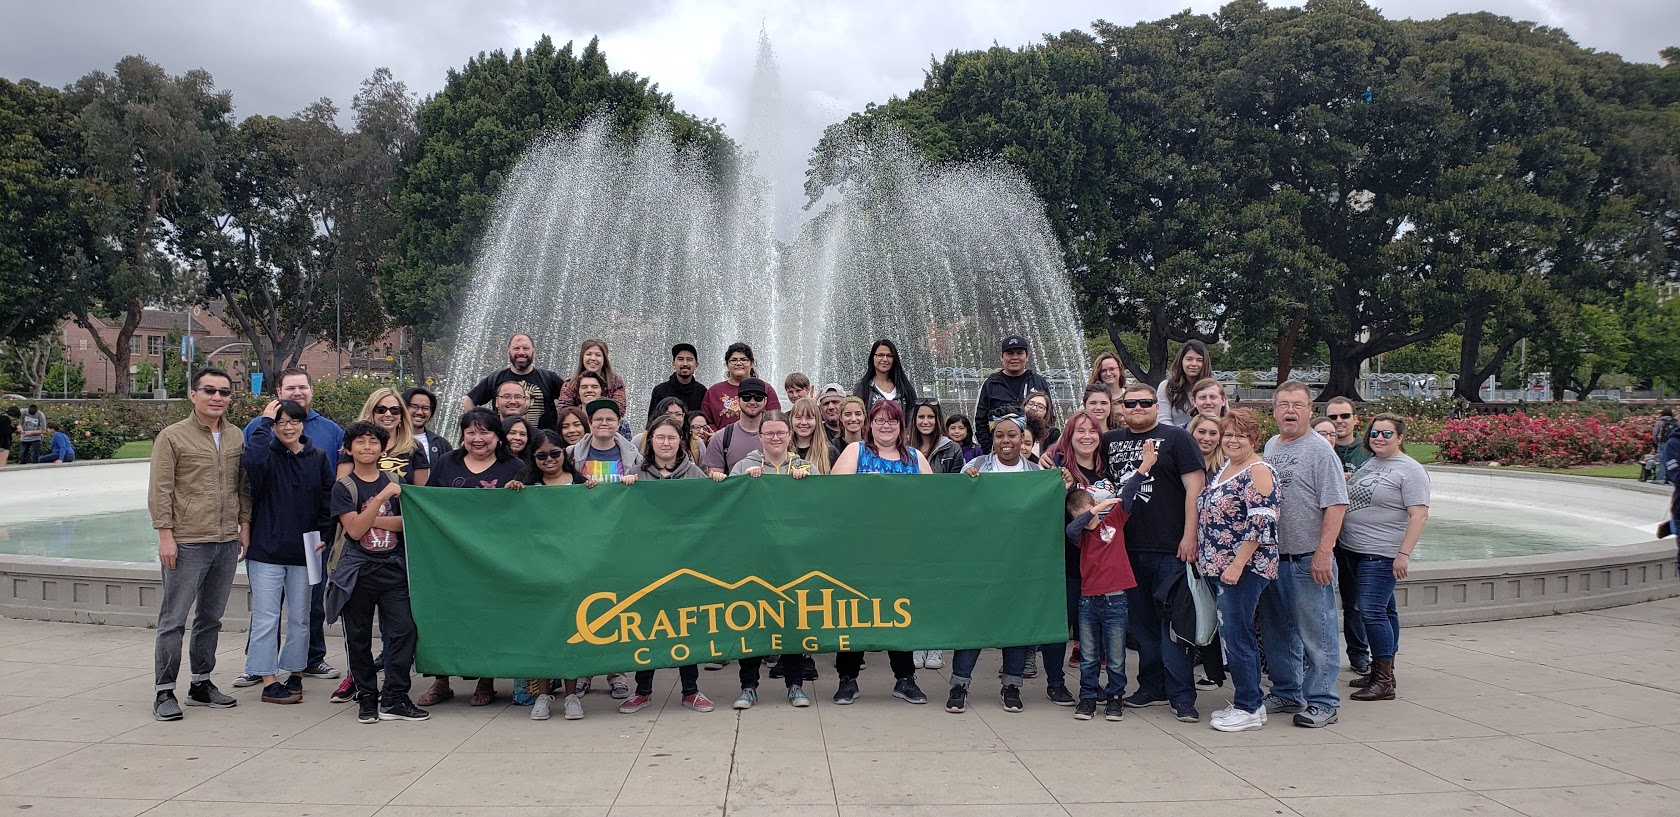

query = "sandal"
417;678;454;707
470;679;497;707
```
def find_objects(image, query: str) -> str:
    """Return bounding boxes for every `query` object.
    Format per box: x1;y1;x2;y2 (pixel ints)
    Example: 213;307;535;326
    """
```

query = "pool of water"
0;500;1652;563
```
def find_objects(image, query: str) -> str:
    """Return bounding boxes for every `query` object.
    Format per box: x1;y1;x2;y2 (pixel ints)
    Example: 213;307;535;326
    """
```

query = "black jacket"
416;427;453;468
927;437;966;474
973;369;1052;451
649;375;708;419
243;418;335;567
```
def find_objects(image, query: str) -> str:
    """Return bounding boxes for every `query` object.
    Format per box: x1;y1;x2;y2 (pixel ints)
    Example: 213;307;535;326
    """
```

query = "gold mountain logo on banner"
568;568;913;666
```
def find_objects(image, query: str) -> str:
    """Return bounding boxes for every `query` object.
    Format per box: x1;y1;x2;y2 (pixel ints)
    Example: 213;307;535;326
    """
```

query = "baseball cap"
738;377;768;398
585;399;620;419
819;383;846;401
1000;335;1029;353
671;343;698;359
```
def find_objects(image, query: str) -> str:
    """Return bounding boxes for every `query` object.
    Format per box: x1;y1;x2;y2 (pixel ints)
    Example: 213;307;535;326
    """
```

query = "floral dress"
1196;460;1281;580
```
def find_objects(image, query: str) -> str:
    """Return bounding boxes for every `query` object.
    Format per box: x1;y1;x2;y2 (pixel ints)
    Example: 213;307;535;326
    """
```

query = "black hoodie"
649;374;708;419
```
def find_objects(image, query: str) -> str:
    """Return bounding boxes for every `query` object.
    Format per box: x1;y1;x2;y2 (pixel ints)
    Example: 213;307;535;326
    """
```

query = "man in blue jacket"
238;367;344;686
37;422;75;463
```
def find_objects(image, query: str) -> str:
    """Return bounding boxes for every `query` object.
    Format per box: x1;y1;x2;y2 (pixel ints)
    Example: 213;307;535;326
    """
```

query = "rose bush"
1431;412;1651;468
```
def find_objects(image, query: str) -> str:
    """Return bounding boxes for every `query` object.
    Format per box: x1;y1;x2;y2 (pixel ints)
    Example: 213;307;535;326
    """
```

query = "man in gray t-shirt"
1257;381;1349;728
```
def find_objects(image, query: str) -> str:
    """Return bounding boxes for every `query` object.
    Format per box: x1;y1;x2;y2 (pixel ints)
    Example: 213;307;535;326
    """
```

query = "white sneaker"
1211;706;1266;732
924;650;944;669
531;693;553;720
913;651;927;669
562;693;584;720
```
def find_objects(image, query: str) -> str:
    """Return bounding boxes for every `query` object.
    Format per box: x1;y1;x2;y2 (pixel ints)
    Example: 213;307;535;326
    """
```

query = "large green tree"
382;36;731;381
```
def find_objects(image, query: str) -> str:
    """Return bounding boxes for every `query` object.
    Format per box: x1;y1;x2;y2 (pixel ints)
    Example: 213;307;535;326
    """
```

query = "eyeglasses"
914;399;940;407
1121;399;1157;408
196;386;232;397
761;431;790;439
273;418;303;428
408;403;431;412
727;357;752;364
1368;429;1397;439
533;450;565;461
871;417;899;426
1328;412;1354;421
372;405;402;415
739;394;766;402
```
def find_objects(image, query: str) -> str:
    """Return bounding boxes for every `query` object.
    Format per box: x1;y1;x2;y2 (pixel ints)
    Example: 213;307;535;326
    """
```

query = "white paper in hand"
304;531;324;585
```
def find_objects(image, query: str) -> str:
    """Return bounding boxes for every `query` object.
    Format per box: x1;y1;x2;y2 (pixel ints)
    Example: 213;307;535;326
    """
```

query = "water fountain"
436;33;1087;428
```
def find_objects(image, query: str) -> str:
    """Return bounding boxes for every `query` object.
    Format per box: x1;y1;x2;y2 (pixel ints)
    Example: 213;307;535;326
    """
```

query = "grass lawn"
114;440;152;460
1410;443;1439;464
1415;441;1640;479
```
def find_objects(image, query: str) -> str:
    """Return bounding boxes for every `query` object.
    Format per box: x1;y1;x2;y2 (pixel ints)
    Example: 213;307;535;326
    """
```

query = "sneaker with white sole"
945;685;969;713
1292;704;1338;728
733;687;758;710
1212;706;1266;732
787;686;811;707
608;674;631;699
301;661;340;679
1022;653;1038;679
913;650;927;669
531;693;553;720
924;650;944;669
617;693;654;714
1263;693;1304;714
232;673;263;688
330;677;356;704
682;691;715;712
562;693;585;720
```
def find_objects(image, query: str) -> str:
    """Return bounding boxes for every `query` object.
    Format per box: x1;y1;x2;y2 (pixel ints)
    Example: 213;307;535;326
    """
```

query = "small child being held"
1065;438;1156;722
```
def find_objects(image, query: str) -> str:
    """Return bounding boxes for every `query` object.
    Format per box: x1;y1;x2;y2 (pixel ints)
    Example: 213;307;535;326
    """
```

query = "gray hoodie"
963;452;1044;474
568;434;643;474
634;456;708;481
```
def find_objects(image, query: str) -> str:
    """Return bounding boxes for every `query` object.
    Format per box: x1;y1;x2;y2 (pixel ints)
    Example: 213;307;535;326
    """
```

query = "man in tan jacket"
149;367;251;721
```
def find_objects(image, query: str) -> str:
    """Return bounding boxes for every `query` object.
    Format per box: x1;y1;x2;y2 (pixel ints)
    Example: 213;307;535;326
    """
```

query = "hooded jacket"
634;455;709;481
972;368;1052;452
242;418;335;566
649;375;708;419
568;433;643;474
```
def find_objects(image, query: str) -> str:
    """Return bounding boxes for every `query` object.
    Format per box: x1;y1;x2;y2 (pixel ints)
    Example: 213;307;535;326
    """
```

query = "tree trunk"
1456;313;1487;403
1321;341;1365;401
109;300;143;394
408;328;426;385
1276;304;1306;386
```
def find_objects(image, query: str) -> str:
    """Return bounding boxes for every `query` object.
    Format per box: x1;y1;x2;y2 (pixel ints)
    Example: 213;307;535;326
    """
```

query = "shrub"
1431;412;1651;468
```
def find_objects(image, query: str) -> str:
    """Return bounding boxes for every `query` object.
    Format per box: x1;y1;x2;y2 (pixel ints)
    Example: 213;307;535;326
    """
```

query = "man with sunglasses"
973;335;1052;453
148;367;251;722
1325;396;1372;677
1100;382;1206;723
702;377;771;478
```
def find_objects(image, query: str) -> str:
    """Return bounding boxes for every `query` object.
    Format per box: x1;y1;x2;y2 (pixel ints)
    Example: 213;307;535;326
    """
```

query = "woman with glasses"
1023;390;1060;460
1089;351;1127;403
703;342;782;427
1339;414;1430;701
684;411;713;465
512;429;593;721
1157;341;1210;427
852;338;918;418
831;399;930;706
337;387;429;487
634;397;690;451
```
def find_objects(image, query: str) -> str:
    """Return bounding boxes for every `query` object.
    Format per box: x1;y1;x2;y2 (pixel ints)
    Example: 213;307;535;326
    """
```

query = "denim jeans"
635;664;700;696
1334;545;1370;664
1351;554;1400;660
950;645;1030;687
1077;592;1129;700
1215;570;1270;712
1127;551;1196;707
153;540;239;691
341;562;416;705
244;560;310;677
1258;555;1342;711
17;440;39;464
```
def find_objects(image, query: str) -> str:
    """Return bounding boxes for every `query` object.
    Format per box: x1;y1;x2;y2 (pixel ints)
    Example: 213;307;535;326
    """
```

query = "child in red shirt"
1065;439;1155;721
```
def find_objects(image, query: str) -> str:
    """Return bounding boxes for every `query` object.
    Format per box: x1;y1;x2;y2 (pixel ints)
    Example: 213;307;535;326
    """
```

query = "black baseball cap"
1000;335;1029;353
671;343;698;359
585;399;620;419
738;377;768;398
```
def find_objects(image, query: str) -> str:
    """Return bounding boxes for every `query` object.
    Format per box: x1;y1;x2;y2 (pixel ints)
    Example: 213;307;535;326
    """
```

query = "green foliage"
382;36;733;379
42;360;85;396
1382;333;1461;377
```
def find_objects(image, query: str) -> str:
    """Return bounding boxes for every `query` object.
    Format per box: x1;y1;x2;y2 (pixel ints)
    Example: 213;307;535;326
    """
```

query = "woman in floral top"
1195;408;1279;733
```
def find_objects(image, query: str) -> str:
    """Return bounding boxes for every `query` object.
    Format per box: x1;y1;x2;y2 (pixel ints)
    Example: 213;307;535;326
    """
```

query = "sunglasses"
739;394;767;402
533;450;565;461
196;386;232;397
1328;412;1354;420
372;405;402;415
914;399;940;407
1368;429;1397;439
1121;399;1157;408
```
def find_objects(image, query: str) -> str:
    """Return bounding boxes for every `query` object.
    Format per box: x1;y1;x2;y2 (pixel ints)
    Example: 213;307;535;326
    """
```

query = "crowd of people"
146;331;1432;734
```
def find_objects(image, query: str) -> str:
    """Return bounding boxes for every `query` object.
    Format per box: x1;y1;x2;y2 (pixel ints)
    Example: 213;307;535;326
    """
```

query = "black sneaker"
1000;684;1024;712
1044;684;1075;706
285;673;303;698
373;653;386;671
803;658;819;682
1105;699;1125;721
1173;702;1200;723
1121;691;1168;708
153;691;183;721
186;681;236;708
892;678;928;704
944;686;969;714
379;698;431;721
261;681;300;704
302;661;341;679
833;677;859;705
768;662;784;679
357;695;378;724
1073;698;1097;720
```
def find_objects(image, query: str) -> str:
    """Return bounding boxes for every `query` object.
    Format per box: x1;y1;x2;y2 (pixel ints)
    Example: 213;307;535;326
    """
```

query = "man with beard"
648;343;707;420
462;333;567;431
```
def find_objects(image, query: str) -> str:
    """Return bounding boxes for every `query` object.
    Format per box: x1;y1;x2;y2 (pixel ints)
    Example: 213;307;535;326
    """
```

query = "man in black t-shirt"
1100;382;1207;721
648;343;708;420
462;333;566;431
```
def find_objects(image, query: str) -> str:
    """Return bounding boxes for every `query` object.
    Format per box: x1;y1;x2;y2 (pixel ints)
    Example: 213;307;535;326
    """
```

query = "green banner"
401;472;1068;679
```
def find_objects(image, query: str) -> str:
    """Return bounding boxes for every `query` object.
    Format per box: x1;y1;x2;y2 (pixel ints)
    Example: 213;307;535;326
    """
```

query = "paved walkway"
1;600;1678;816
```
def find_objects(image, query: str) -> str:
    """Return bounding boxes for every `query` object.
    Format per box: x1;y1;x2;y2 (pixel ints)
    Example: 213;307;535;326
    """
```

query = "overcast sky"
4;0;1673;171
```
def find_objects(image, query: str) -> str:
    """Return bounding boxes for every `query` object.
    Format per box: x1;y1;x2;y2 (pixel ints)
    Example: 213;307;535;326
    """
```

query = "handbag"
1185;562;1218;647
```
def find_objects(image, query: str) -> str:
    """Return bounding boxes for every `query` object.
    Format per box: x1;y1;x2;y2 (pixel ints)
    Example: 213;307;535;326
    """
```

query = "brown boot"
1350;658;1395;701
1349;669;1375;689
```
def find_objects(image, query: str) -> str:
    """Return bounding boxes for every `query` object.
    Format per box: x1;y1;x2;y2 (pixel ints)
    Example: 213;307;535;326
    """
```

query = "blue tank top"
856;445;920;475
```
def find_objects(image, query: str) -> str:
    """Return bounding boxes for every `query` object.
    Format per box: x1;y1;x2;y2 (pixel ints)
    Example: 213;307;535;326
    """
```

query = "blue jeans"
1127;551;1196;707
1334;546;1369;664
1215;570;1270;712
1259;555;1342;711
244;560;310;677
950;646;1030;687
1077;592;1129;700
1351;554;1400;660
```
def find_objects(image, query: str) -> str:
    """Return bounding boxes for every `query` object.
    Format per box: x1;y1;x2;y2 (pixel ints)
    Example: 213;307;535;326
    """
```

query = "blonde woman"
789;398;836;473
336;387;428;487
1189;414;1225;479
835;395;867;449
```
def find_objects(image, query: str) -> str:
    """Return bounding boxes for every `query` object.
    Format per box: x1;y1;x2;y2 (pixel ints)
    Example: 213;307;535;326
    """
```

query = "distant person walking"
148;368;250;722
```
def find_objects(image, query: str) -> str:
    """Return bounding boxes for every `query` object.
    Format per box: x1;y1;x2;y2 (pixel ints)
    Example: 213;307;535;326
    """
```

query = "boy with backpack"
1065;439;1156;721
327;421;427;724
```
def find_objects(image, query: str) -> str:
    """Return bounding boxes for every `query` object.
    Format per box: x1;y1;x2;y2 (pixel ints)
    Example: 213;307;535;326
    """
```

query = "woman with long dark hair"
555;339;629;416
945;414;981;463
852;338;918;417
1089;351;1126;400
684;411;713;465
831;399;929;706
1341;414;1431;702
909;399;964;475
1023;390;1059;459
1157;341;1209;427
504;417;540;476
558;406;590;448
